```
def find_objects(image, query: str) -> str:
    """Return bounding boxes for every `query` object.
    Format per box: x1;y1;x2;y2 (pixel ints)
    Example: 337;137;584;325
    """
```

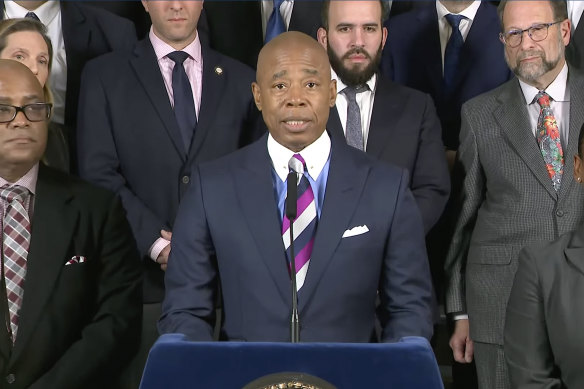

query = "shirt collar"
149;26;202;63
0;163;39;195
436;0;481;22
331;68;377;95
519;62;569;104
268;130;331;182
4;0;60;25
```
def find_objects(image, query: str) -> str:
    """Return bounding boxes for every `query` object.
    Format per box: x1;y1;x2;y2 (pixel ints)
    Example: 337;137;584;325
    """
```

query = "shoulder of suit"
377;76;429;100
203;45;255;79
40;165;116;205
461;77;517;111
65;2;136;29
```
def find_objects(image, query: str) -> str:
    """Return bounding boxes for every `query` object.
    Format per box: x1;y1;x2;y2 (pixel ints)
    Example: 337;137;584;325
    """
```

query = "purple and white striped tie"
282;154;317;291
1;185;30;342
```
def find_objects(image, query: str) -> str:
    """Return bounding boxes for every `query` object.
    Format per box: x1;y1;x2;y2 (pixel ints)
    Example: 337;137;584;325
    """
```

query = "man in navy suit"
1;0;137;170
317;0;449;235
159;31;434;343
77;0;263;385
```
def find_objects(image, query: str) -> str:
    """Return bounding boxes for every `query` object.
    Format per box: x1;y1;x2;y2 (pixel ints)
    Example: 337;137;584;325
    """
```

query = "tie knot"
289;153;306;174
536;91;551;107
1;185;29;205
167;51;190;65
445;13;465;29
25;12;40;21
273;0;285;10
342;85;369;101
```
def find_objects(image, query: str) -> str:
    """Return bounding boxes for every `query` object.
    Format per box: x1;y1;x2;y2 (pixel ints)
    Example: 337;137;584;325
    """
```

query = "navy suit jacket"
381;1;512;150
159;134;434;343
77;37;264;303
328;77;450;234
0;165;141;389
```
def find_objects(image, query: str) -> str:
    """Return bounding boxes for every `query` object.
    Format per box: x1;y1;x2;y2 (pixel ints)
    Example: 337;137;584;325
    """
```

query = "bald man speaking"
159;32;433;343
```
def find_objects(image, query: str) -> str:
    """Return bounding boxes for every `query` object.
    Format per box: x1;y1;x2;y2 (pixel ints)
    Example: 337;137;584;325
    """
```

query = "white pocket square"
342;225;369;238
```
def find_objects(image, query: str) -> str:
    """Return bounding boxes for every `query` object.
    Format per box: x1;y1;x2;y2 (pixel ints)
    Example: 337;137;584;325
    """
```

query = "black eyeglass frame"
0;103;52;123
499;20;564;48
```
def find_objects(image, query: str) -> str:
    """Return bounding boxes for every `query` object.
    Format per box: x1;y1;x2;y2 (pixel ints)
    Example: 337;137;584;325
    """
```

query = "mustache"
342;48;372;61
517;50;544;61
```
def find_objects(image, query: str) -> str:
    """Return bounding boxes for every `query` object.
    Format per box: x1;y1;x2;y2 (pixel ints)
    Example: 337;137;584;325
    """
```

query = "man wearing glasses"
444;1;584;388
0;59;141;388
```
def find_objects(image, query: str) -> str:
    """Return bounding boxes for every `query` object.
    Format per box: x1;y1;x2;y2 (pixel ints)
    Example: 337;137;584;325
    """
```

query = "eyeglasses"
499;20;563;48
0;103;52;123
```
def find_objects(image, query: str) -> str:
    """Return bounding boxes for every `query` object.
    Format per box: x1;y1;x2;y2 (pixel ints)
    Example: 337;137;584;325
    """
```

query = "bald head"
257;31;332;84
0;59;43;95
252;31;336;152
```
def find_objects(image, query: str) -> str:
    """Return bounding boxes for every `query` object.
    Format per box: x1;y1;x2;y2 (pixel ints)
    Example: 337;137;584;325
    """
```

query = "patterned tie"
265;0;286;43
282;154;317;291
25;12;40;21
1;186;30;342
167;51;197;153
443;14;466;96
342;85;369;151
536;92;564;191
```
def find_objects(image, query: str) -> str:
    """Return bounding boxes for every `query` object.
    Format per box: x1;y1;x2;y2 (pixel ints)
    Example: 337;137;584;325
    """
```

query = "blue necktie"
265;0;286;43
443;14;465;96
25;12;40;21
167;51;197;152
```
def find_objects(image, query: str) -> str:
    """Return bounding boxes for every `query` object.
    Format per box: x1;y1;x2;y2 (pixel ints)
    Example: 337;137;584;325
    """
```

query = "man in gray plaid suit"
445;1;584;388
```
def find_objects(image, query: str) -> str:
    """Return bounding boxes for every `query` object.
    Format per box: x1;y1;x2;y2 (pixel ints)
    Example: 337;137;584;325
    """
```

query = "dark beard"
328;43;383;88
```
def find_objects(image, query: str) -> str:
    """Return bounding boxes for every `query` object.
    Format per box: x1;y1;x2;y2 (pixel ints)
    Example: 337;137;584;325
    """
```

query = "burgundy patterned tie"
1;185;30;341
282;154;317;290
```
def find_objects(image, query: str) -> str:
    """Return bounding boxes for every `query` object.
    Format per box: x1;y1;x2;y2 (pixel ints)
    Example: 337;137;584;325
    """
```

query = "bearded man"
317;0;450;235
444;1;584;388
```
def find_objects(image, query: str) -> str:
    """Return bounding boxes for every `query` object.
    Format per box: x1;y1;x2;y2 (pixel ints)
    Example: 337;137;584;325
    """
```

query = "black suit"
77;37;264;304
0;165;141;389
203;1;322;68
567;20;584;70
327;76;450;234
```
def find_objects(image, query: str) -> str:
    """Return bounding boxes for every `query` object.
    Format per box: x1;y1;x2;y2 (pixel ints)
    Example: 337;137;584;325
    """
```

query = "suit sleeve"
77;62;167;257
29;196;142;389
158;167;216;340
409;94;450;233
379;170;434;342
504;247;561;388
444;104;485;315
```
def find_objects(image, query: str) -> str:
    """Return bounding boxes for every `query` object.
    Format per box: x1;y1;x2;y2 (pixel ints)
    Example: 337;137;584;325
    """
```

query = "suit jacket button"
5;374;15;384
182;175;190;184
556;210;564;217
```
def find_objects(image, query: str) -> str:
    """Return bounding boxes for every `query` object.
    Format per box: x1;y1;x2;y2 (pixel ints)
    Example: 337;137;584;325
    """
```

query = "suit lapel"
558;70;584;199
421;7;443;98
187;45;223;162
130;39;186;160
298;138;370;311
235;138;291;304
326;107;345;144
495;80;557;199
11;166;77;362
366;77;402;158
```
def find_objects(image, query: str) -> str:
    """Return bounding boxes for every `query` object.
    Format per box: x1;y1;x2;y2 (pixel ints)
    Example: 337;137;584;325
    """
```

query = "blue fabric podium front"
140;334;444;388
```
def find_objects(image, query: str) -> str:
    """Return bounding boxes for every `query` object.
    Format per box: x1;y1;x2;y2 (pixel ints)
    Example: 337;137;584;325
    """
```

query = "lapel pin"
215;66;223;75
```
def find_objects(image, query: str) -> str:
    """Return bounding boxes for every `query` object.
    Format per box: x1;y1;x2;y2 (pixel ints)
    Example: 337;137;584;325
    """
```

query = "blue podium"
140;334;444;389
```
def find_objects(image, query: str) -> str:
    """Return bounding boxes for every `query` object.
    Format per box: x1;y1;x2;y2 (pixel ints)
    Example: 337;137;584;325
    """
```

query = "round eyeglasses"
499;20;563;48
0;103;52;123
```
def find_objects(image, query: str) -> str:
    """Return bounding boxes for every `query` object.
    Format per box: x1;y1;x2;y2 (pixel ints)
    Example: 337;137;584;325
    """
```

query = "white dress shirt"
519;63;570;151
436;0;481;73
5;0;67;125
332;71;377;150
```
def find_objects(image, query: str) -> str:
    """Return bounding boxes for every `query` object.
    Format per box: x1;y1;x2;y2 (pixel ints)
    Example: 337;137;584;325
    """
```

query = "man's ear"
317;27;328;50
251;82;262;111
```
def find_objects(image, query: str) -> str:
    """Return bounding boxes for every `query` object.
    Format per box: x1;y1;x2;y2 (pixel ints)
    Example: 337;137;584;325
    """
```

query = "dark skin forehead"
256;31;331;84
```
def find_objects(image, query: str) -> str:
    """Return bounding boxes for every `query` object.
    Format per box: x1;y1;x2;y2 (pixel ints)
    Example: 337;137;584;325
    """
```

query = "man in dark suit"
77;0;263;384
1;0;137;169
0;60;141;388
382;0;511;159
159;31;434;343
445;1;584;388
317;0;449;235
